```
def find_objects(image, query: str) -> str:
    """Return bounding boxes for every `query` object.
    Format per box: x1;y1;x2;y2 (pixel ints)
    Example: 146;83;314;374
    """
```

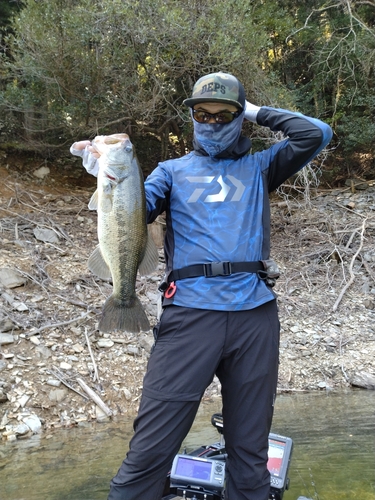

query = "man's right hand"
70;140;100;177
72;140;101;159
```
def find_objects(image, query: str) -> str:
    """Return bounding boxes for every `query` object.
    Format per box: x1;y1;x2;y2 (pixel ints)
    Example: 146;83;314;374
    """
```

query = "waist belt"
168;261;264;282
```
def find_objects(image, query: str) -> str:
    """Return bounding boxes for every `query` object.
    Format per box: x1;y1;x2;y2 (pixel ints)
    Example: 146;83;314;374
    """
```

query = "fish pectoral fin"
102;178;114;194
138;229;159;276
88;190;99;210
88;245;112;280
89;188;113;213
100;195;113;213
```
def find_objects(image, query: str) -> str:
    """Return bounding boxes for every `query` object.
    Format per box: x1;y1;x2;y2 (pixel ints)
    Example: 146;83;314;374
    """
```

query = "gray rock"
29;336;40;346
139;334;154;353
18;394;30;408
33;166;50;179
46;379;61;387
13;301;28;312
0;389;8;403
145;303;158;317
0;268;27;288
2;291;28;311
66;355;79;362
59;362;72;370
363;298;375;310
49;389;67;402
35;345;52;358
16;354;29;361
0;333;14;345
123;388;132;400
97;339;114;348
95;405;110;422
23;414;42;433
146;292;158;304
33;227;59;243
14;423;31;436
126;345;139;356
0;317;14;333
350;371;375;390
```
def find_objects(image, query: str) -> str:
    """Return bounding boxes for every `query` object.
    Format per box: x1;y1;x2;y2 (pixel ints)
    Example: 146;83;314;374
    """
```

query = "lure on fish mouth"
87;133;159;333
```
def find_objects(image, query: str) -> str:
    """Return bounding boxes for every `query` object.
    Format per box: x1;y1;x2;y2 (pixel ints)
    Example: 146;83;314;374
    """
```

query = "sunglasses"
192;109;242;124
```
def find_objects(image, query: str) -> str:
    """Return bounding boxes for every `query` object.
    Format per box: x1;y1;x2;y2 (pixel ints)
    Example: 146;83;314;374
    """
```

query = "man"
71;72;332;500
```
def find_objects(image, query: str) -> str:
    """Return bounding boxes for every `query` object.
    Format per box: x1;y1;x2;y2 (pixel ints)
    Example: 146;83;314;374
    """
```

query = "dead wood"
332;218;367;312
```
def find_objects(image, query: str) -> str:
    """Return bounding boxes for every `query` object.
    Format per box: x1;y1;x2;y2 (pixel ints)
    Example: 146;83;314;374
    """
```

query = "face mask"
192;111;245;157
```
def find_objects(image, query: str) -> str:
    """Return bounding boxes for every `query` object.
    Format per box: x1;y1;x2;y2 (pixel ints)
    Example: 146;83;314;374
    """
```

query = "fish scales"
87;134;159;333
99;170;145;300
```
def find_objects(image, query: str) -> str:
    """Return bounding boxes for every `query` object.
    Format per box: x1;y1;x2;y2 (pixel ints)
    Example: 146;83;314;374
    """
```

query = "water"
0;390;374;500
271;390;375;500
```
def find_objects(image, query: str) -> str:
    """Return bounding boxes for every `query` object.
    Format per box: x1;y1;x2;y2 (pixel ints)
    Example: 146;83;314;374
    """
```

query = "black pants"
108;300;280;500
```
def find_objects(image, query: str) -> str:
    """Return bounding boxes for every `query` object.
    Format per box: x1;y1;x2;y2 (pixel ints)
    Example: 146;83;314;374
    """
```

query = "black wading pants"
108;300;280;500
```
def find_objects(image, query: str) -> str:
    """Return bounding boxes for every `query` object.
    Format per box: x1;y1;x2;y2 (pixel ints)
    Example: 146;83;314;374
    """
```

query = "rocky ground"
0;153;374;442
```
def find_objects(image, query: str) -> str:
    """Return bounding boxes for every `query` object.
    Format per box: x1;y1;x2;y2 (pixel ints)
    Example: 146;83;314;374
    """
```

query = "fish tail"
99;295;150;333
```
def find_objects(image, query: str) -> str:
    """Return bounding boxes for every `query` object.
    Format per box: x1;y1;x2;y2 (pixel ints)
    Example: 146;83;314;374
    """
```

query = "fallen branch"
332;218;367;312
84;327;100;382
48;367;89;401
25;310;95;337
335;201;369;219
76;377;113;417
0;205;69;238
345;227;359;249
55;294;101;314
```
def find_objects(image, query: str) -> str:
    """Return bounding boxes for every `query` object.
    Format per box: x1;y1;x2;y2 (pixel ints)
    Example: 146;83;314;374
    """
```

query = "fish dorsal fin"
88;190;99;210
88;245;112;280
138;229;159;276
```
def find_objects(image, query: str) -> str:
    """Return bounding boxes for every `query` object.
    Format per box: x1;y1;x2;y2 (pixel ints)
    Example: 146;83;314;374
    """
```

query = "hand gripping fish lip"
92;133;133;154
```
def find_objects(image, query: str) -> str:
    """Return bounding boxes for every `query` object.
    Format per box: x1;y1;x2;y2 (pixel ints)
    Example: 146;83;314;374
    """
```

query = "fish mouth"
92;133;133;154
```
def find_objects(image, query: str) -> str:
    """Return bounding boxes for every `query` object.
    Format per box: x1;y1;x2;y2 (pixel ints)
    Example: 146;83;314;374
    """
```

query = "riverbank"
0;156;374;441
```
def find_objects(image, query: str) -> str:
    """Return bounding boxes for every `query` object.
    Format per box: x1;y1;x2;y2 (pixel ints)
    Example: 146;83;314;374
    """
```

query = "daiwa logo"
186;175;245;203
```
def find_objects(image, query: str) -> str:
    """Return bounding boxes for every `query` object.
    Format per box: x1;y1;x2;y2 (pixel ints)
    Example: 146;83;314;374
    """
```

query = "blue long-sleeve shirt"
145;107;332;311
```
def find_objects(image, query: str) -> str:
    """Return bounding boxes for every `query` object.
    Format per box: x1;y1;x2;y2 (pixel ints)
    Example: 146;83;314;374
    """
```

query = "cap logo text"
200;83;226;95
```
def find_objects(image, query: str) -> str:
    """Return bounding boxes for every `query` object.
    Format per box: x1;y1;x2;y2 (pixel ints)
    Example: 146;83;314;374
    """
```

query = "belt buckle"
204;261;232;277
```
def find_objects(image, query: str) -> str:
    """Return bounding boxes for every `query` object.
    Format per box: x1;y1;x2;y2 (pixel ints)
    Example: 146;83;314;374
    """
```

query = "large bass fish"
87;133;158;333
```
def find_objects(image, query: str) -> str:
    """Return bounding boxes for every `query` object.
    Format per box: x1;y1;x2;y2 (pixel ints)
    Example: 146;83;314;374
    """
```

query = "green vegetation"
0;0;374;181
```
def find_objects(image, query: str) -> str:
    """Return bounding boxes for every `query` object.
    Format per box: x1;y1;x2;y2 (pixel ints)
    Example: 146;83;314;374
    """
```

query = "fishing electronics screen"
267;433;293;491
170;433;293;499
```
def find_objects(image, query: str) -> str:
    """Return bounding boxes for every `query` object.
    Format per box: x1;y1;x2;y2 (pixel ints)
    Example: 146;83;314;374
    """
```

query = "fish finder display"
267;438;286;476
170;431;293;499
175;456;212;480
168;414;294;500
170;455;226;492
